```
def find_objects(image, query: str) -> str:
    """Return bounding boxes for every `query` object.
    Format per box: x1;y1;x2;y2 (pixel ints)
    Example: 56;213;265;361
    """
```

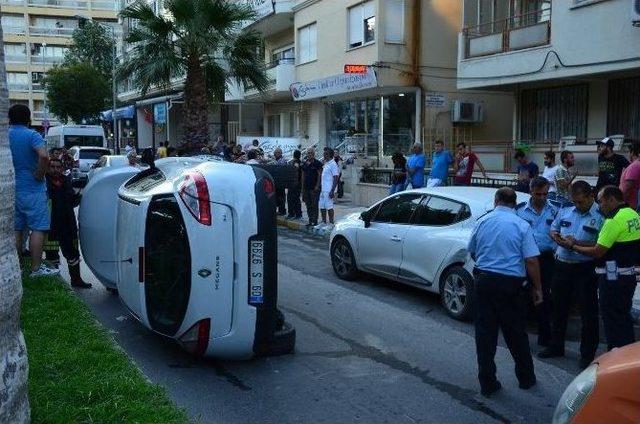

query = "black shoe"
480;380;502;398
579;358;593;369
519;377;537;390
537;347;564;358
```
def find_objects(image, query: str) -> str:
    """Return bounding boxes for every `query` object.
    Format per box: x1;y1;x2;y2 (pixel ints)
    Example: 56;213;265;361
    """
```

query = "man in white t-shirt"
318;148;340;228
541;150;559;200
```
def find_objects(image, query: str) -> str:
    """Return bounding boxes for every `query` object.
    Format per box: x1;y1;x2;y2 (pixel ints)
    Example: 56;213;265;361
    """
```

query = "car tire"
439;266;474;321
330;238;358;281
260;322;296;357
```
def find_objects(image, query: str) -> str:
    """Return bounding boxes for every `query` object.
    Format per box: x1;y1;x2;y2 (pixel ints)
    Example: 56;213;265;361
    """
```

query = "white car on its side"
329;187;530;321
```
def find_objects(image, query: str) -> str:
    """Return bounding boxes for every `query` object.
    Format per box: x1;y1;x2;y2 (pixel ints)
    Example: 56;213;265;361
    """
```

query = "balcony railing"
31;56;64;64
265;57;294;70
8;83;30;91
29;26;75;37
462;9;551;59
5;55;28;63
0;0;118;10
3;26;26;35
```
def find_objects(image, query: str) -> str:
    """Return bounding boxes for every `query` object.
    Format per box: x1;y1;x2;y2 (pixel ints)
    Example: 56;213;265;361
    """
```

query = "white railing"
5;55;28;63
8;83;30;91
21;0;116;10
3;26;27;35
29;26;75;37
31;56;64;64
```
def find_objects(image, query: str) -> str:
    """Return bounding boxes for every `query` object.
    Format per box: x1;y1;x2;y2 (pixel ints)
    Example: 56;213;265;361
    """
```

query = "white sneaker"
29;264;60;278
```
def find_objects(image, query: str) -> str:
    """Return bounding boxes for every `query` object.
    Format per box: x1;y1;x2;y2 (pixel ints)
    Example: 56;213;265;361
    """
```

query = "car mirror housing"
141;148;156;169
361;211;371;228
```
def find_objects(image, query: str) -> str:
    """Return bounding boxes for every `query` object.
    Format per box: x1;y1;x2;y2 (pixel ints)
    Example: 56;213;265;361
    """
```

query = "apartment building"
1;0;119;131
227;0;514;160
457;0;640;173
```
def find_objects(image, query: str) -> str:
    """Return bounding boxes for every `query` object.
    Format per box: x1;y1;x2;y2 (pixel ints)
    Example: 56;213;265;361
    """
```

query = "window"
372;194;423;224
7;72;29;90
1;14;25;34
271;45;295;66
607;77;640;141
4;43;27;62
412;196;466;226
267;115;280;137
519;84;588;142
384;0;404;43
348;1;375;48
297;23;317;64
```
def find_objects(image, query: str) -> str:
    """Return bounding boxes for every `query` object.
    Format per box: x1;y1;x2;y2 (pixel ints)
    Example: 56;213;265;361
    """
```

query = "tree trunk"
182;55;210;149
0;23;31;424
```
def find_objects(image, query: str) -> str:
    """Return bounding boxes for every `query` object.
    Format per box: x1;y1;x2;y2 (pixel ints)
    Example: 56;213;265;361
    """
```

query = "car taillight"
263;178;274;196
178;171;211;226
178;318;210;356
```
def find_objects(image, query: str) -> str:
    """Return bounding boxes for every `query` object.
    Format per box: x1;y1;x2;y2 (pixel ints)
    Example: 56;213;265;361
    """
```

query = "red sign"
344;64;368;74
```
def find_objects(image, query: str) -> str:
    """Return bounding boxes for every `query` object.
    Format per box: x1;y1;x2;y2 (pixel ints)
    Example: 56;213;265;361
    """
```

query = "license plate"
249;240;264;304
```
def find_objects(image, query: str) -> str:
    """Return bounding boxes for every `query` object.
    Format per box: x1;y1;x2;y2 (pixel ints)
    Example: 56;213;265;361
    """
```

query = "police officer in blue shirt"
468;187;543;397
538;180;604;369
516;176;558;347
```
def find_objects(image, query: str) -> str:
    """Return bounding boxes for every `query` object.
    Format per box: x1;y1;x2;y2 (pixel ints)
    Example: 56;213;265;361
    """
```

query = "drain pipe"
412;0;424;144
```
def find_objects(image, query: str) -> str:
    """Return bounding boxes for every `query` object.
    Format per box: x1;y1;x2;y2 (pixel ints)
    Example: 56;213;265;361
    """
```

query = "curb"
277;216;332;239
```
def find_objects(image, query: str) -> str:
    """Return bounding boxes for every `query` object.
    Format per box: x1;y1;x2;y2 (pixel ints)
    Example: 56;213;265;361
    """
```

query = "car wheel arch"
438;262;475;321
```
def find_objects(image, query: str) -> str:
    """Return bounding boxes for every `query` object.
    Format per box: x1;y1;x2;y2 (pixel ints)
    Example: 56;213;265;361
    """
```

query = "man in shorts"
9;104;58;277
318;148;340;229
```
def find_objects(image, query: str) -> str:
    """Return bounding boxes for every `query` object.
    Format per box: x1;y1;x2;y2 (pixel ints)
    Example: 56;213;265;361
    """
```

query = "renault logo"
198;268;212;278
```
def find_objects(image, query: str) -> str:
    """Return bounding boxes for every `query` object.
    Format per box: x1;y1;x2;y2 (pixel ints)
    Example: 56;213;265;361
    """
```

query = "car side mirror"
361;211;371;228
141;148;155;169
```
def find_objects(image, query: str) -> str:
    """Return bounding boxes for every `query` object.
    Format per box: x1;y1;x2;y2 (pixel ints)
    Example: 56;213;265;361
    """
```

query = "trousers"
536;251;555;345
474;271;535;389
303;189;320;225
550;261;599;361
287;185;302;217
599;275;637;350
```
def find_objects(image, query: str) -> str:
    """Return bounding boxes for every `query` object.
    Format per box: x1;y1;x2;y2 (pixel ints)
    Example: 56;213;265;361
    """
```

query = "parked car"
68;146;112;187
86;155;129;182
552;342;640;424
79;156;295;359
329;187;530;320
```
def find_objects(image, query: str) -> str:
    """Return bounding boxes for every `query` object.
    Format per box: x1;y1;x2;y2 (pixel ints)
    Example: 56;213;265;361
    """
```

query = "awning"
100;105;135;121
135;93;182;107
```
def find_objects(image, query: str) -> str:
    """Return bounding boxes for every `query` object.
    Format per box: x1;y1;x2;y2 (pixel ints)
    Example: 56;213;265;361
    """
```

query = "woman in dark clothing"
44;157;91;288
389;151;407;194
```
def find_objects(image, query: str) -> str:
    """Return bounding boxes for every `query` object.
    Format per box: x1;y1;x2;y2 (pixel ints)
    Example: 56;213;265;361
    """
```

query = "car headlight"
552;363;598;424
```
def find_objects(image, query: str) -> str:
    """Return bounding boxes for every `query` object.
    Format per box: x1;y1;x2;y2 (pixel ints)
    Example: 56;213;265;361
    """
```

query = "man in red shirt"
453;142;488;185
620;143;640;211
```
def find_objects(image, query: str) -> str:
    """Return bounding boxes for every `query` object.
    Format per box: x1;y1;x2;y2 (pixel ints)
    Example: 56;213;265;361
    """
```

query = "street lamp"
75;15;119;154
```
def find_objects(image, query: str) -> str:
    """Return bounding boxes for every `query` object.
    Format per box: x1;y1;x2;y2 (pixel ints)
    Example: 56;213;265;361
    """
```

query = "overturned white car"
79;155;295;359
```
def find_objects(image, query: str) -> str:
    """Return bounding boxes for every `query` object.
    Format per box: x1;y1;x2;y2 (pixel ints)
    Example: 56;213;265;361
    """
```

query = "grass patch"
20;272;188;424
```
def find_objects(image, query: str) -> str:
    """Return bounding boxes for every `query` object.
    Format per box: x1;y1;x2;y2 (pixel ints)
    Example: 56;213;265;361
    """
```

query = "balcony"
5;55;28;63
462;9;550;59
29;26;76;37
3;26;26;35
31;56;64;64
241;0;294;37
228;58;295;101
8;83;30;91
0;0;117;10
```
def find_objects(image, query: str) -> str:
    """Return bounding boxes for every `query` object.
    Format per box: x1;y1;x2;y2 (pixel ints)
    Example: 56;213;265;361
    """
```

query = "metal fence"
360;168;518;189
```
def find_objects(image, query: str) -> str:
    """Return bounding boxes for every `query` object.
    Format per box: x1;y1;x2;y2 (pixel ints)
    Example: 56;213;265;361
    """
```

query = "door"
78;166;142;289
399;196;470;286
357;193;423;279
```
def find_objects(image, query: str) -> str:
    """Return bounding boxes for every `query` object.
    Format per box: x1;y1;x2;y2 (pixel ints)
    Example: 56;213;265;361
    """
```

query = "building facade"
227;0;514;161
457;0;640;173
1;0;119;131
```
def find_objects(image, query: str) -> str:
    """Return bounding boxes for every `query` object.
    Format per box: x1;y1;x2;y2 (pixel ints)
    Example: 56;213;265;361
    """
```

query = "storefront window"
383;92;415;156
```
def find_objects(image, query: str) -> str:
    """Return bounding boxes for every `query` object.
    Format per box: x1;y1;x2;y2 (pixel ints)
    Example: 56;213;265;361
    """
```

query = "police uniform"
546;202;604;363
468;206;540;392
593;205;640;350
516;200;558;346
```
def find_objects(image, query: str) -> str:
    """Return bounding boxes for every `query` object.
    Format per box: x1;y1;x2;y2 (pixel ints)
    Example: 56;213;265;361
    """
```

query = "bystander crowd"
389;151;407;194
407;142;426;189
427;140;453;187
453;142;488;186
596;137;629;192
514;150;539;193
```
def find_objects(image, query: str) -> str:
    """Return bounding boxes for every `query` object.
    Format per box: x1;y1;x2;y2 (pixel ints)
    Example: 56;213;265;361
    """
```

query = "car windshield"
64;135;104;148
79;149;110;160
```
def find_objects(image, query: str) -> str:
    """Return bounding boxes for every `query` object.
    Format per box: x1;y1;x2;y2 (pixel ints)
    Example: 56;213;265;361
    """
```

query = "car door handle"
390;236;402;242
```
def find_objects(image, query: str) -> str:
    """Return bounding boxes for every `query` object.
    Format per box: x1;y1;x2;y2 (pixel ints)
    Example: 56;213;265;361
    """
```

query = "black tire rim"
443;272;467;315
332;241;354;277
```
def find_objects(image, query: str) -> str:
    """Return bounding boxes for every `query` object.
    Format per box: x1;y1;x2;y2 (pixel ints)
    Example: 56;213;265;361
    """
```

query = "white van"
46;125;107;150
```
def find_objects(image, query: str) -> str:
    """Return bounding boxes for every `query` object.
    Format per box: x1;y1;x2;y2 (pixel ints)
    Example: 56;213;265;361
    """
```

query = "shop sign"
425;92;447;108
153;103;167;125
344;64;368;74
237;136;300;159
290;67;378;101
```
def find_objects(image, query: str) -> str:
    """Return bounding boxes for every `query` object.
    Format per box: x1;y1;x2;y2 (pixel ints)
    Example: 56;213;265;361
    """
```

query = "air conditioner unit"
633;0;640;26
451;100;483;123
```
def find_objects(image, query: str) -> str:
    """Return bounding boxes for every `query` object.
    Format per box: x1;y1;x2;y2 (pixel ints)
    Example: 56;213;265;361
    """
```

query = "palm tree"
0;24;31;424
118;0;269;147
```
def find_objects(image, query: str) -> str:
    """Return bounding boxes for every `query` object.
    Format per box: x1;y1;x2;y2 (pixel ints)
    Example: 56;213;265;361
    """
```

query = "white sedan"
79;156;295;359
329;187;530;320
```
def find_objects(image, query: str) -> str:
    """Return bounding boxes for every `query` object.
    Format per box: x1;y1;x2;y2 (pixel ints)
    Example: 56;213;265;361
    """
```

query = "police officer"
516;176;558;347
569;185;640;350
468;187;543;397
539;180;604;369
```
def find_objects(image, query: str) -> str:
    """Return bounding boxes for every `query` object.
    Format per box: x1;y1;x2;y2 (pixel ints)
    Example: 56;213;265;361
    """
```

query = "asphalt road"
69;228;596;424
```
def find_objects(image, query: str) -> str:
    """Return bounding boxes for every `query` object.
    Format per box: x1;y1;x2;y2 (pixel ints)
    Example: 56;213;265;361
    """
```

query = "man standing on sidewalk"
555;151;577;206
542;151;559;201
287;150;303;220
596;137;629;192
468;187;543;397
516;177;558;347
272;147;288;216
619;143;640;211
514;150;539;194
8;104;58;277
453;142;488;186
539;181;604;369
301;148;323;228
407;142;426;189
427;140;453;187
318;148;340;229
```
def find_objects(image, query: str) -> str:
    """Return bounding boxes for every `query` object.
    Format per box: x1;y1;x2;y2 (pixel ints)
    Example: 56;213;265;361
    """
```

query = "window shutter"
348;5;364;47
385;0;404;43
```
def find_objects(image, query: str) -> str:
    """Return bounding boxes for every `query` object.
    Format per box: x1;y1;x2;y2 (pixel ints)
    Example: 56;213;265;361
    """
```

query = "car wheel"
331;238;358;280
440;266;474;321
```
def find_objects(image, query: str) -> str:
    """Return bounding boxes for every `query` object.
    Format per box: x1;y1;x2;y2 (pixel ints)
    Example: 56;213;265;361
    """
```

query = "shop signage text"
425;92;447;108
344;64;368;74
237;136;300;159
290;67;378;101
